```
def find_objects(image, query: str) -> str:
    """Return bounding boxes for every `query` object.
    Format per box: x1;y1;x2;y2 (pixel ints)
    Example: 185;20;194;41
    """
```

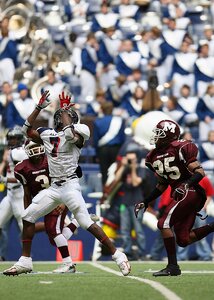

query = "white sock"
54;235;73;264
62;227;73;240
112;249;121;259
62;256;72;264
54;234;68;247
71;219;80;228
20;256;32;262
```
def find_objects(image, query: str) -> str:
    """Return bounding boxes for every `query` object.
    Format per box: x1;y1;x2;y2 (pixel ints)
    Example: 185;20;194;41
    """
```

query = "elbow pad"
73;124;90;140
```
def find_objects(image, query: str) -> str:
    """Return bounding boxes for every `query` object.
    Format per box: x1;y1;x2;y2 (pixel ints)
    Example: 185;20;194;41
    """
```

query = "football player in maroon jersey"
12;140;79;273
134;119;214;276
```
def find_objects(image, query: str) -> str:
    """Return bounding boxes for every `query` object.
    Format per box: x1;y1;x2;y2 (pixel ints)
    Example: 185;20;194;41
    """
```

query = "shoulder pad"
37;127;52;134
171;139;192;148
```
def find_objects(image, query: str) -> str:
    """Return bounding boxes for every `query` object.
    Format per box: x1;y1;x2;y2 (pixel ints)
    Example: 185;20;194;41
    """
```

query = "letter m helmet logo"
163;121;176;133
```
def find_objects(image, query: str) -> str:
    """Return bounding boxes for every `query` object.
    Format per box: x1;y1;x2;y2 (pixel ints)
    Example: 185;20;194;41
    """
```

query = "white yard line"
89;262;182;300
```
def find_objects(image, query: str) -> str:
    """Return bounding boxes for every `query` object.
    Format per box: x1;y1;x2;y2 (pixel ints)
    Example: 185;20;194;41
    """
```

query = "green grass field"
0;261;214;300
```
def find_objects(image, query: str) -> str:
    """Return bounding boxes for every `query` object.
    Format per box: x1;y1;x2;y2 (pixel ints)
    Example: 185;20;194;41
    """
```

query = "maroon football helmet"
150;119;180;147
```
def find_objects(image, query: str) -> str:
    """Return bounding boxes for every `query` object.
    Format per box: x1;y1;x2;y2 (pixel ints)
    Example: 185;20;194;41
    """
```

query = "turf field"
0;261;214;300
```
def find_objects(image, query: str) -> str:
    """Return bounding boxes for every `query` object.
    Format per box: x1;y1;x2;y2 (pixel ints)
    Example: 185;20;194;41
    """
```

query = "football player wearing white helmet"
3;90;131;277
134;119;214;276
0;126;27;233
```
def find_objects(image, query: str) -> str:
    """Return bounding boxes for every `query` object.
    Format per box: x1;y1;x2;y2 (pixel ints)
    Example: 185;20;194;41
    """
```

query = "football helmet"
24;140;45;157
150;119;180;146
54;108;79;129
6;126;25;148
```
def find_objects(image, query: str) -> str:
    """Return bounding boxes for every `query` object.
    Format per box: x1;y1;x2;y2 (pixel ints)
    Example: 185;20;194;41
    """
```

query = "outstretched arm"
134;177;168;218
22;90;50;142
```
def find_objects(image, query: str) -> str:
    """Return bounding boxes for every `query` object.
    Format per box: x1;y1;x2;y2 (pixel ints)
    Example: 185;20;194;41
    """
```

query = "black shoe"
0;256;5;262
153;264;181;277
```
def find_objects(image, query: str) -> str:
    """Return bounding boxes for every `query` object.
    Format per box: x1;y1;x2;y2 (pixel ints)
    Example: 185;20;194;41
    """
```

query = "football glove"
173;182;189;201
36;90;51;110
0;175;7;184
134;202;148;218
59;91;75;109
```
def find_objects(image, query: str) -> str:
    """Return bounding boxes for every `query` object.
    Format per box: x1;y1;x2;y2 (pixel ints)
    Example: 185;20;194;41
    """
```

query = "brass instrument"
1;0;72;97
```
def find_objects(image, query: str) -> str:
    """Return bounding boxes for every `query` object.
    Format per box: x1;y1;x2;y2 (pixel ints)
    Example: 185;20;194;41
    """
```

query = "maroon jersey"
14;156;50;197
146;140;198;191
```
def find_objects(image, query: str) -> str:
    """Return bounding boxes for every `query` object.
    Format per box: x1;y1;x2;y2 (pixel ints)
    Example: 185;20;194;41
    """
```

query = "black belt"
8;185;21;190
54;174;77;186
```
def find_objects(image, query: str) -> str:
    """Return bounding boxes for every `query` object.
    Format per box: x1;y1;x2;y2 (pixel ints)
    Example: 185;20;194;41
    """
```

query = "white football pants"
23;178;93;230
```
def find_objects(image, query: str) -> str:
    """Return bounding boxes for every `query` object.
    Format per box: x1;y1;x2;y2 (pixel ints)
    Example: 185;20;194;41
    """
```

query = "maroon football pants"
157;189;204;247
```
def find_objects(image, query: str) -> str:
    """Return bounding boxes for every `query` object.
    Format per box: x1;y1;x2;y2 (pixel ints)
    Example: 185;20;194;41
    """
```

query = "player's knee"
74;211;93;229
23;216;36;224
176;237;189;247
78;220;92;230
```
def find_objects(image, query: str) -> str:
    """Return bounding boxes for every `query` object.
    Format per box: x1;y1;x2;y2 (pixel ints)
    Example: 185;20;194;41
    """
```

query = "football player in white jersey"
0;126;27;232
3;91;131;276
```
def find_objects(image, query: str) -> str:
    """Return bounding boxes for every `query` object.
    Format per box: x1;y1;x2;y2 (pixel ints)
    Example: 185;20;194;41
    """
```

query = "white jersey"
37;124;89;180
7;146;27;189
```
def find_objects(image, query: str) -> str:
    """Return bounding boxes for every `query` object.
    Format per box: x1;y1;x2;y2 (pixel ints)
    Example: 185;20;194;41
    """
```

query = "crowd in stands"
1;0;214;261
0;1;214;137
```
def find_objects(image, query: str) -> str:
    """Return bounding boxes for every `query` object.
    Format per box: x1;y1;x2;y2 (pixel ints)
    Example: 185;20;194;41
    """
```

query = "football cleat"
153;264;181;277
3;265;32;276
3;256;33;276
52;263;76;273
112;250;131;276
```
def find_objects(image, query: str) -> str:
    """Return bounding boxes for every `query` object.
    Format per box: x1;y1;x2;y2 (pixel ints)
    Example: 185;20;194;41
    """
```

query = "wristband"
36;105;42;111
24;120;32;128
186;172;203;187
22;120;32;134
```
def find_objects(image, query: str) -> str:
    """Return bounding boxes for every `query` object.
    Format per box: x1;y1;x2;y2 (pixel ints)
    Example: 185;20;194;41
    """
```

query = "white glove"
0;175;7;184
36;90;51;110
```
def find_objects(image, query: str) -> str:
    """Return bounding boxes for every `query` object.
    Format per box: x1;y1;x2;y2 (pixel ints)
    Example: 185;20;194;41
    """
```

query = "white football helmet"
24;140;45;157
